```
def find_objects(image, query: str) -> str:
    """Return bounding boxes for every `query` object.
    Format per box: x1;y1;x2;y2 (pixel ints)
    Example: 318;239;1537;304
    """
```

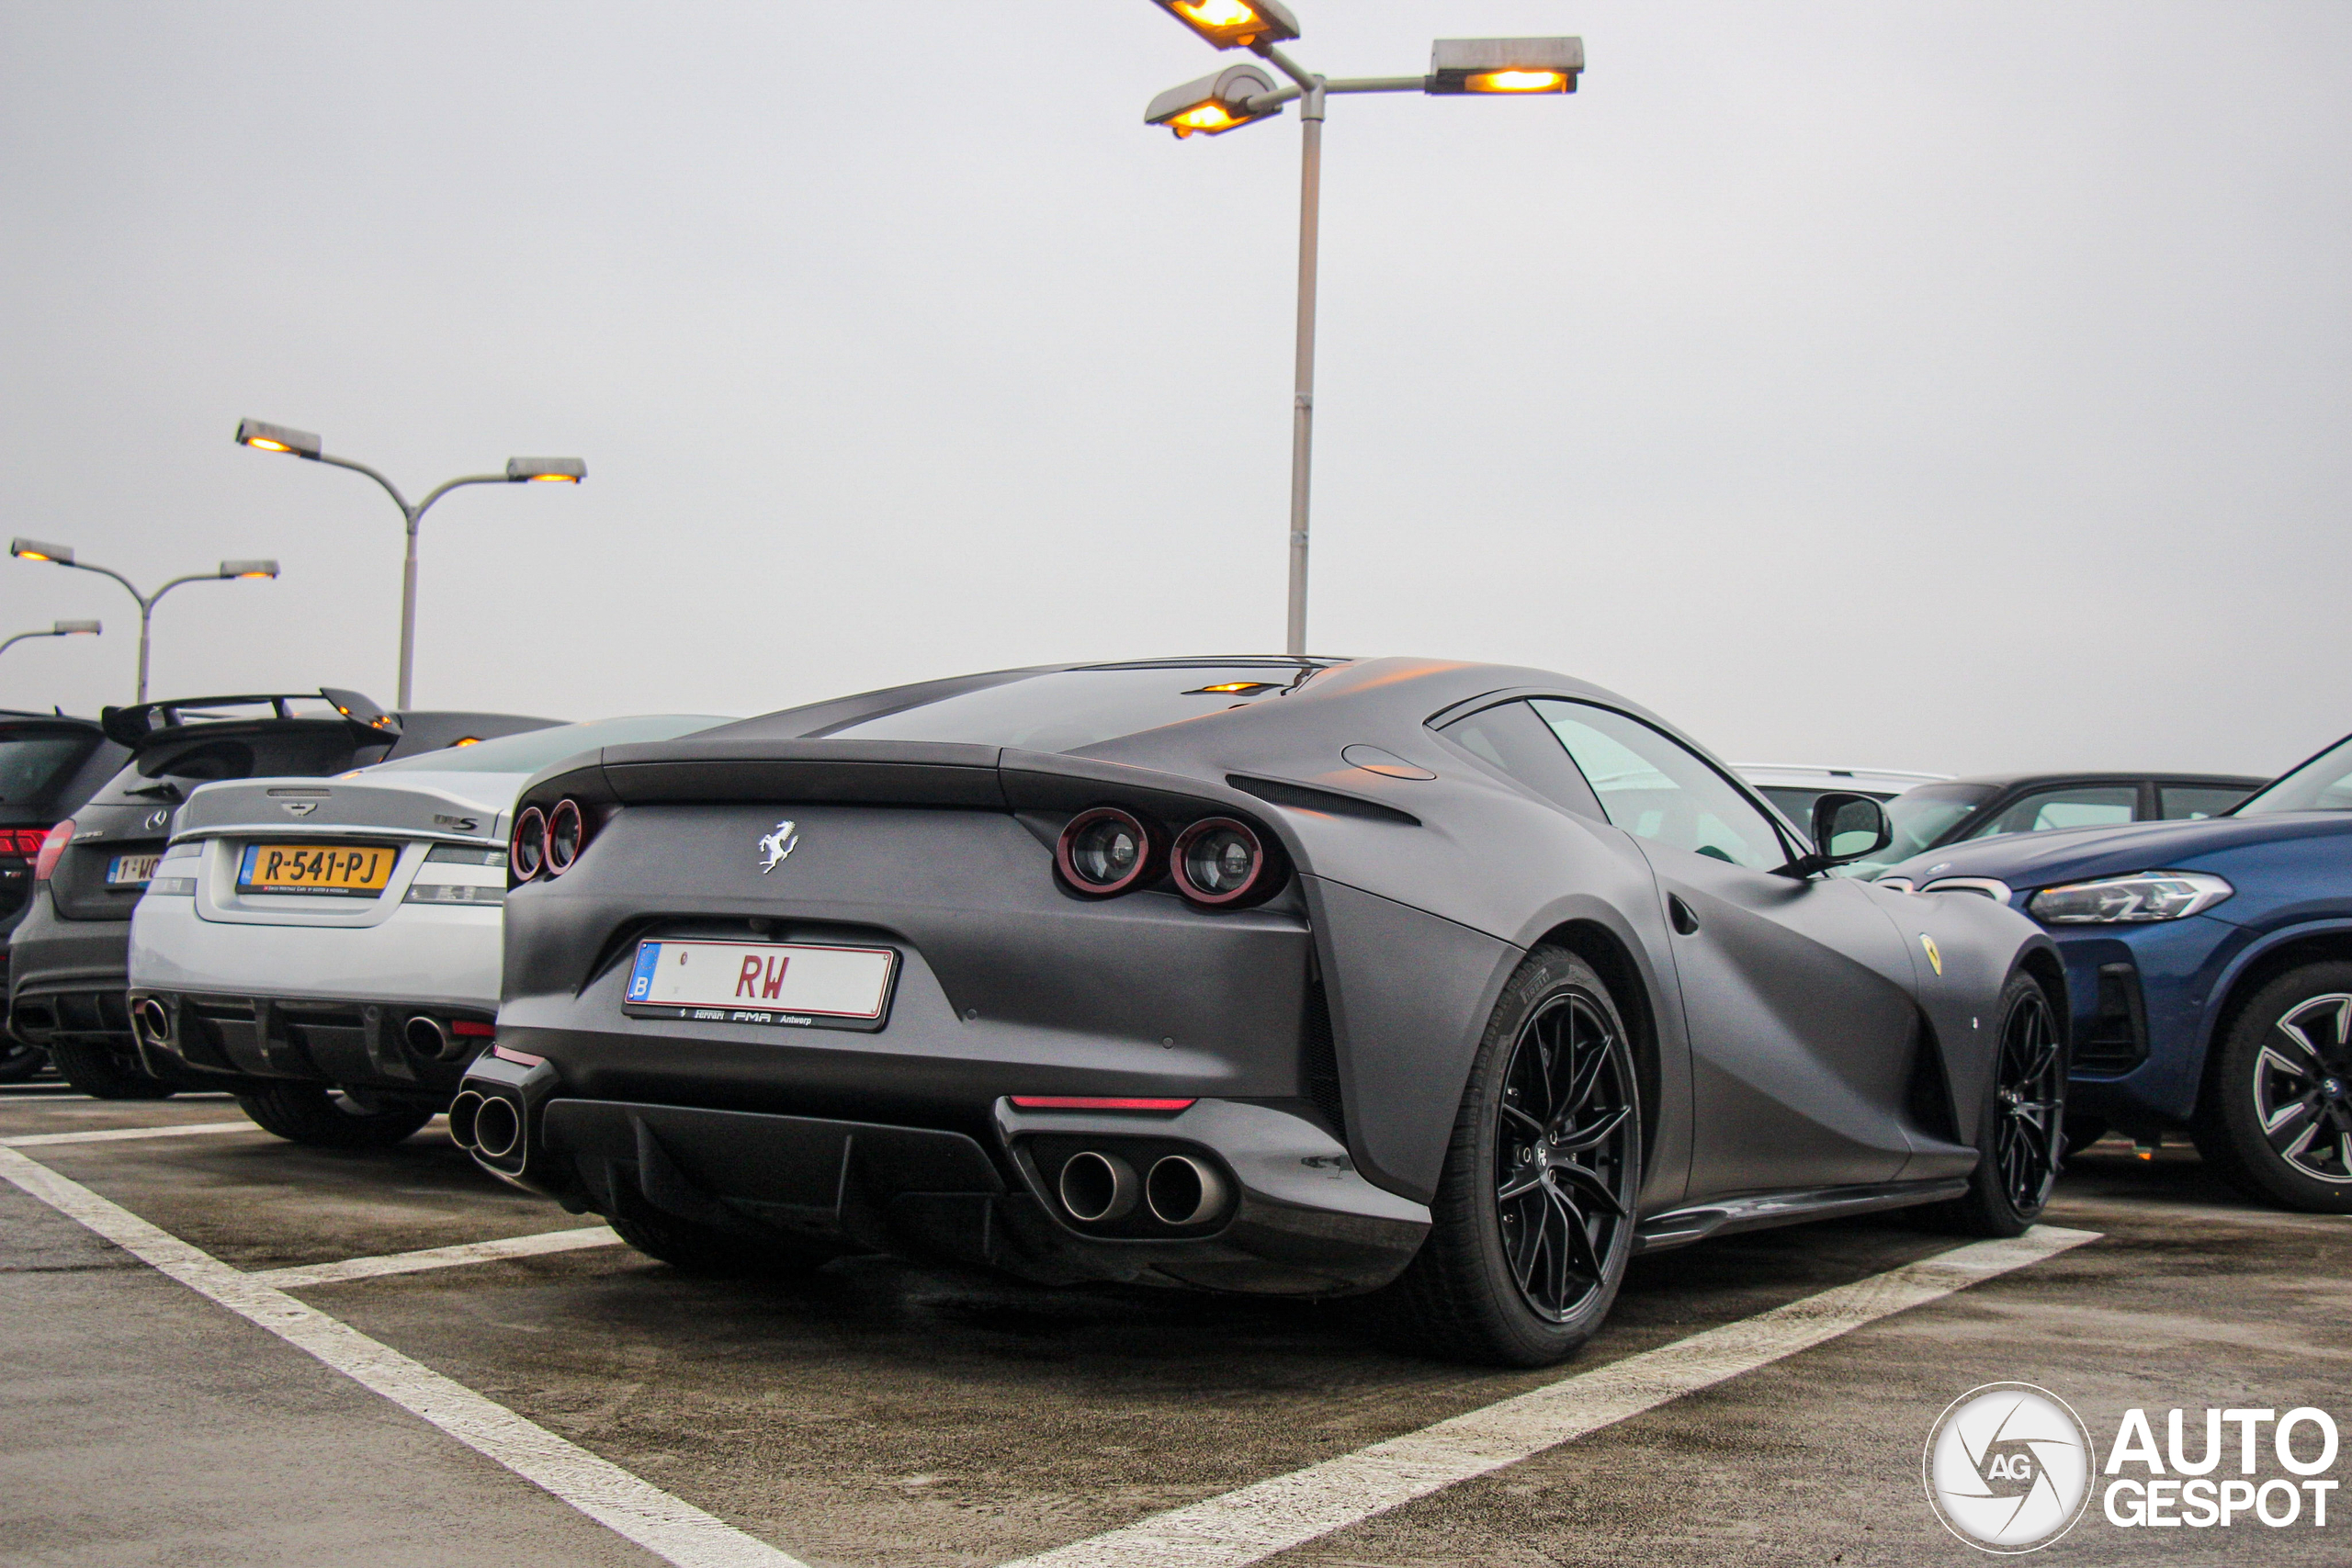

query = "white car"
1735;763;1952;835
125;715;727;1147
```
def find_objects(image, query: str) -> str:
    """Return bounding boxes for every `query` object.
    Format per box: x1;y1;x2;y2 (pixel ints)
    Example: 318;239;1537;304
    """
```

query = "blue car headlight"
2026;870;2233;925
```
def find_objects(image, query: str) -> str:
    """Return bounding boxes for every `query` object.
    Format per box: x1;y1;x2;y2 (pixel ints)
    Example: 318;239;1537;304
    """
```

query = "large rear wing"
100;687;399;749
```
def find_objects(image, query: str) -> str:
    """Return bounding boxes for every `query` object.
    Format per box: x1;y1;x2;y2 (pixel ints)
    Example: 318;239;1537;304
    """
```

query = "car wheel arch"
1528;917;1668;1194
2193;922;2352;1120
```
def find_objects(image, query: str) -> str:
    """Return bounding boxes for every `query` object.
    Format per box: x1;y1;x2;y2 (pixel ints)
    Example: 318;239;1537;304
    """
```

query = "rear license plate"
237;842;399;897
623;939;898;1031
107;853;161;887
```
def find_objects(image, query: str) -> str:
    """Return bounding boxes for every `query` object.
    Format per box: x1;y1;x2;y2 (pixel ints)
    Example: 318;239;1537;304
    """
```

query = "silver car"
126;715;727;1147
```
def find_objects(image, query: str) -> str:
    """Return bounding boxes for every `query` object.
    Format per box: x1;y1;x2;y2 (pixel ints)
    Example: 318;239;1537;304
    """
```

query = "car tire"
235;1084;434;1148
1361;946;1643;1368
47;1040;176;1100
607;1207;831;1278
1919;969;2066;1236
2192;962;2352;1214
0;1039;50;1084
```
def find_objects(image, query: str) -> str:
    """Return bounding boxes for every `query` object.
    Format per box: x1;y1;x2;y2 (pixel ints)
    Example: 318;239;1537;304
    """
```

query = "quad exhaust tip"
447;1090;484;1152
469;1094;522;1161
1145;1155;1229;1227
1057;1150;1139;1224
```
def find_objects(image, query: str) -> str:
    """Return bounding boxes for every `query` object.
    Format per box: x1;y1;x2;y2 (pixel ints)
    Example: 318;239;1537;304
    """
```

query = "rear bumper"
129;894;501;1011
459;1054;1428;1296
7;897;130;1045
130;987;492;1098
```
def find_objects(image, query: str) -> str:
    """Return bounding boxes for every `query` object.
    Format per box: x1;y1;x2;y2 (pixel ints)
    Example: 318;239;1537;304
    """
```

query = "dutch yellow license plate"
237;841;399;897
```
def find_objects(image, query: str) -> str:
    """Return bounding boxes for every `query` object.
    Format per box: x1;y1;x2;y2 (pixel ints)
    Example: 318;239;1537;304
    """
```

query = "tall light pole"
1140;5;1583;655
0;619;101;663
7;539;276;702
233;420;584;709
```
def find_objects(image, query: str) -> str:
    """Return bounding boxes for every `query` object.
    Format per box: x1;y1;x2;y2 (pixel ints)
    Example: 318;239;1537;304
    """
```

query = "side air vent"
1227;774;1419;827
1300;976;1345;1138
1903;1016;1959;1145
2075;962;2149;1073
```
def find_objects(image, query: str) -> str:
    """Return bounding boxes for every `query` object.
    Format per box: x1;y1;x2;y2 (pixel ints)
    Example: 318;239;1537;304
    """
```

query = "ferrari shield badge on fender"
1921;932;1943;976
758;819;798;874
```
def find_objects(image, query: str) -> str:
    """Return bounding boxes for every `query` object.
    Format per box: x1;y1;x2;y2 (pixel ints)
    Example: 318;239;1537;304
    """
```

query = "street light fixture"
1139;9;1583;655
0;620;101;664
234;419;584;707
7;538;277;702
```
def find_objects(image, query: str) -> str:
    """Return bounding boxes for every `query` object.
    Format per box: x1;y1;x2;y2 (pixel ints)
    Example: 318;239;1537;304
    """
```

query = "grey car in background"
127;715;728;1145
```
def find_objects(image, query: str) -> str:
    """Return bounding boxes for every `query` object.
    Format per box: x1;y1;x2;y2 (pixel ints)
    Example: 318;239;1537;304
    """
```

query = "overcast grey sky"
2;2;2345;776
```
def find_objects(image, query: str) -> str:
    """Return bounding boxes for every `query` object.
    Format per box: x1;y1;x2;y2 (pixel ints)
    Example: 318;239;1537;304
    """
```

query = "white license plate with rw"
624;939;897;1029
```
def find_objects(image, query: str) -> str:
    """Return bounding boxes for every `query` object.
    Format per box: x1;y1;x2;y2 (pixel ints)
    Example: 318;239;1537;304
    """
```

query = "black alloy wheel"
2195;962;2352;1213
1992;979;2066;1215
1922;969;2066;1236
1495;990;1638;1323
1365;946;1643;1367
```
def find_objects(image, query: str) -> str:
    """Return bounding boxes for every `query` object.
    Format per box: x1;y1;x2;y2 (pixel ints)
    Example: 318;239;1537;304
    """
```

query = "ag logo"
279;802;316;818
757;819;798;874
1924;1382;2095;1552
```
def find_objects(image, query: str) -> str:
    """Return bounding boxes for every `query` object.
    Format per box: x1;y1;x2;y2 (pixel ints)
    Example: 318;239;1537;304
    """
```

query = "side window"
1530;700;1788;870
1962;784;2136;840
1438;701;1604;819
2160;784;2252;821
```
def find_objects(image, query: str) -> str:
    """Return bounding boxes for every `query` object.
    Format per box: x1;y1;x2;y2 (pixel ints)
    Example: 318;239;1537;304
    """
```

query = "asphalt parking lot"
3;1081;2345;1568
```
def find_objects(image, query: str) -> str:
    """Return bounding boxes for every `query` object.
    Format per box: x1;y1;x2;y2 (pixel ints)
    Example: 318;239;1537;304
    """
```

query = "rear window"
817;665;1331;754
366;715;731;774
0;733;97;810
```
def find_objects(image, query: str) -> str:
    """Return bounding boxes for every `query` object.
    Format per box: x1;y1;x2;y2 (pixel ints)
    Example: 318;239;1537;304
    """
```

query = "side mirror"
1775;791;1894;879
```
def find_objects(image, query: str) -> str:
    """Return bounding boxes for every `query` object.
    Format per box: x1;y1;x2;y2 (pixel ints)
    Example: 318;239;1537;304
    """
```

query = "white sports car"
125;715;727;1146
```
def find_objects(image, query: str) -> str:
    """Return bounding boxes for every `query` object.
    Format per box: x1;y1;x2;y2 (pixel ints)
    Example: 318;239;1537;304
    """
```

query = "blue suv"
1878;735;2352;1213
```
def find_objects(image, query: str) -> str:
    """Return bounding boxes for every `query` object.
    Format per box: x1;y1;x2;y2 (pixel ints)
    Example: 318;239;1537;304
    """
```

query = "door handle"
1668;895;1700;935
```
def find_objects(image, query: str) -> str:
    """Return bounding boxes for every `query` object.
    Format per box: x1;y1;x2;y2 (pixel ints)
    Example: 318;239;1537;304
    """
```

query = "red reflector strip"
1009;1097;1197;1111
490;1045;545;1066
450;1021;496;1037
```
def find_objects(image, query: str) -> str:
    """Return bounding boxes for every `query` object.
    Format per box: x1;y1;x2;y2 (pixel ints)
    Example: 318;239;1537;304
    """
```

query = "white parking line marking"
0;1147;807;1568
256;1225;624;1289
1001;1225;2102;1568
0;1120;254;1147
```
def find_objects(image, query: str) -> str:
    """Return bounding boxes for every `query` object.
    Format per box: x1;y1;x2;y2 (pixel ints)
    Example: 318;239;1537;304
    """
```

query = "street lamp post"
233;419;584;709
7;539;276;702
1140;6;1583;655
0;620;101;663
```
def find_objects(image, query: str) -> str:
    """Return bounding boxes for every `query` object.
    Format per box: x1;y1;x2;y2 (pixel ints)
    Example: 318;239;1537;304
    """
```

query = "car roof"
1941;771;2268;790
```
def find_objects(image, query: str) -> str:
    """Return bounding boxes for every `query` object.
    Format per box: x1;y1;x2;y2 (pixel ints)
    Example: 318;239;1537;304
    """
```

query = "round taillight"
32;819;73;882
1056;807;1158;897
1170;818;1270;907
545;799;585;876
510;806;547;883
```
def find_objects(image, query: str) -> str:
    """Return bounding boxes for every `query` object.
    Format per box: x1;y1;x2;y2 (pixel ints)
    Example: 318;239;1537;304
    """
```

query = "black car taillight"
1056;807;1161;897
544;799;586;876
33;819;73;882
510;806;546;883
1170;817;1276;908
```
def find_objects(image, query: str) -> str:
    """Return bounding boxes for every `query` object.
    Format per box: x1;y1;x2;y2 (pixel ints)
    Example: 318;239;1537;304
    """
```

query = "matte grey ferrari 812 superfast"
458;658;2067;1366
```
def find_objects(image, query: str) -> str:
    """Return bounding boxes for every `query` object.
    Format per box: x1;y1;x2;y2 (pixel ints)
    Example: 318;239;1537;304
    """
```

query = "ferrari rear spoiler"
524;739;1419;828
101;687;401;748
